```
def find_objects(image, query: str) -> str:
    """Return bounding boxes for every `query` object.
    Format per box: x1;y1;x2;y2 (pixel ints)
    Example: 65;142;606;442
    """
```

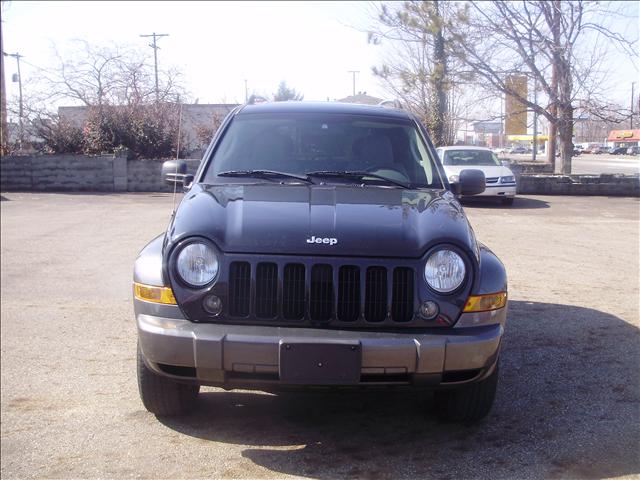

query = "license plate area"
279;341;361;385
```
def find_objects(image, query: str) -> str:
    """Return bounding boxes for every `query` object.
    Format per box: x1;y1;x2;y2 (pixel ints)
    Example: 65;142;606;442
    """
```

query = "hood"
443;164;513;179
167;183;477;258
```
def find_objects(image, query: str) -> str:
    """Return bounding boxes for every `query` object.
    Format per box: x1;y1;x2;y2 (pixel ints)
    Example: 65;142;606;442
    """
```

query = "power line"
140;32;169;102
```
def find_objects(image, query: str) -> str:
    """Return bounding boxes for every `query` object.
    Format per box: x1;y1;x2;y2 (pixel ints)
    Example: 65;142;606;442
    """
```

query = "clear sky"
2;0;638;115
2;1;384;105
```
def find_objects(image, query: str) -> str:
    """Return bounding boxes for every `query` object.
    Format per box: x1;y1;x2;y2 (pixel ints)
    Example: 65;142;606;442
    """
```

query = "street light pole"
4;52;24;150
631;82;636;129
140;32;169;102
347;70;359;97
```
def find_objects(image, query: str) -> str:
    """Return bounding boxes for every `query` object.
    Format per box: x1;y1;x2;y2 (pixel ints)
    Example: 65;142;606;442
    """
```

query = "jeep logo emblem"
306;236;338;245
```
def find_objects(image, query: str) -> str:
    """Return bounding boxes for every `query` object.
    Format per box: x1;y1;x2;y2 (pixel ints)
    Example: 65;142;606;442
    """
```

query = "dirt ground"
1;192;639;479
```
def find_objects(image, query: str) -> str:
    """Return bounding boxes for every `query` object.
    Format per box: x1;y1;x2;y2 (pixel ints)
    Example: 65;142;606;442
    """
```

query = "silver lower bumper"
137;310;504;388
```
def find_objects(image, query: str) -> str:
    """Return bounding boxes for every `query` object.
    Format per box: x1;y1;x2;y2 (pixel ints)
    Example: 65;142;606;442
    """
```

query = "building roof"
337;93;384;105
239;101;409;119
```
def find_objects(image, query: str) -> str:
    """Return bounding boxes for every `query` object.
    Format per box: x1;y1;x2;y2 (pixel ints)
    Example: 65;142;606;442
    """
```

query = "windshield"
203;113;444;189
442;149;501;166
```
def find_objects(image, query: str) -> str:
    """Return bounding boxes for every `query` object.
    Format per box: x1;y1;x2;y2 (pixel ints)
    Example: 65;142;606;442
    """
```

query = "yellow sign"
615;131;634;139
505;75;528;135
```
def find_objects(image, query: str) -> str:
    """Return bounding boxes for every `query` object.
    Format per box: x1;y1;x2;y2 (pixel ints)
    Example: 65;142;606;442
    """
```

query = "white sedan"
436;146;517;206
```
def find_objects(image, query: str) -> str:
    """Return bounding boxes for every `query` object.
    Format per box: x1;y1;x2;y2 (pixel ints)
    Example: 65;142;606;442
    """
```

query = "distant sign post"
505;75;528;136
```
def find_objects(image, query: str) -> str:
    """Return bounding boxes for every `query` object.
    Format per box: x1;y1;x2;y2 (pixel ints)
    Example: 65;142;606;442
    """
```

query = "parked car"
509;146;528;154
609;146;627;155
134;101;507;423
626;146;639;156
437;146;517;206
592;146;608;154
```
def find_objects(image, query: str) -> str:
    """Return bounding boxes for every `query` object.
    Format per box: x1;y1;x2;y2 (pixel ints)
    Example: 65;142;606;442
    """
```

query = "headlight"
449;174;459;183
424;249;466;293
176;242;219;287
500;175;515;184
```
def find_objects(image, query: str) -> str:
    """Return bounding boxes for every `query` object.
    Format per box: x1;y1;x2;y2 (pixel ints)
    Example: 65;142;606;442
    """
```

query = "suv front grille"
226;260;416;326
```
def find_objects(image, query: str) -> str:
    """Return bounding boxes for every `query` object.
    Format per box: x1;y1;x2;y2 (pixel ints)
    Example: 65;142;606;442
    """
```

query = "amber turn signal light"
463;292;507;313
133;283;177;305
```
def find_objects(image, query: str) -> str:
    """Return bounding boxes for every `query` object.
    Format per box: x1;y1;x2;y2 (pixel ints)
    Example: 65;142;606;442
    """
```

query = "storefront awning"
607;129;640;142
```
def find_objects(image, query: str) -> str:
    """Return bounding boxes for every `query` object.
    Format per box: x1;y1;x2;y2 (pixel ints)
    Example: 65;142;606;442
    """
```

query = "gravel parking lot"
1;192;639;479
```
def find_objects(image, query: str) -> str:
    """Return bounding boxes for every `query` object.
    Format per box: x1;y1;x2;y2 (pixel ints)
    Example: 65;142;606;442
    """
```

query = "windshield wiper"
306;170;411;189
217;170;313;183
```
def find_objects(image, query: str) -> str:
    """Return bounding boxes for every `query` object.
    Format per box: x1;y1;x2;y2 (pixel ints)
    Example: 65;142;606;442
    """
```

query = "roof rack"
378;99;404;109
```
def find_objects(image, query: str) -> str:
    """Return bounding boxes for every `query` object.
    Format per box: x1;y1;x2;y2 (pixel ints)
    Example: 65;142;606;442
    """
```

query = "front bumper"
474;184;517;198
136;304;505;389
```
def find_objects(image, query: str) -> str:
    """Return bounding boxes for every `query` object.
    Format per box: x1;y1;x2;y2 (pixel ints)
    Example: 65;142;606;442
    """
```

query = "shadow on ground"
462;196;550;209
159;301;639;479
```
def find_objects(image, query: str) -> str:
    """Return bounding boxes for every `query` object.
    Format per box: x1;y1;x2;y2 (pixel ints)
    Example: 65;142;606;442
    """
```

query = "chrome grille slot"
310;264;333;321
365;266;388;322
228;261;250;317
392;267;414;322
337;265;360;322
255;262;278;318
282;263;305;320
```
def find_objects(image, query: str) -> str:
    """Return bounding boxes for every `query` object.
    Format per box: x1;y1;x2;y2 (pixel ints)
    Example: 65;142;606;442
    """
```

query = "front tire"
435;364;499;423
137;343;199;416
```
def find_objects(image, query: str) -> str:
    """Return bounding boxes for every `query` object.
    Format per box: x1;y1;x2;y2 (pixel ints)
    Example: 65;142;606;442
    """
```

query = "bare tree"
37;40;187;108
450;0;636;173
5;40;189;157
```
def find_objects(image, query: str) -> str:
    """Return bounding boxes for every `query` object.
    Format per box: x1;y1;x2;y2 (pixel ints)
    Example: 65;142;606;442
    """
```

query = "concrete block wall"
1;154;638;196
517;174;640;196
1;154;116;192
1;154;202;192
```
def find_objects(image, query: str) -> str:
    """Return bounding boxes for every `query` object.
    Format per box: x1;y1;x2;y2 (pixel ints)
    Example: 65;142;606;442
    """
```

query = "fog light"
203;294;222;315
419;301;439;319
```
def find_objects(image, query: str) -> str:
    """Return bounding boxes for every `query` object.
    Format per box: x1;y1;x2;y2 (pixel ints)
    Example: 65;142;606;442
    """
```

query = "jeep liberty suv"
134;101;507;422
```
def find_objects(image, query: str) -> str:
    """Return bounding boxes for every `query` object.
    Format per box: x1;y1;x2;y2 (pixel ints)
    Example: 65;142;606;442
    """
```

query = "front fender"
133;234;167;286
473;244;507;295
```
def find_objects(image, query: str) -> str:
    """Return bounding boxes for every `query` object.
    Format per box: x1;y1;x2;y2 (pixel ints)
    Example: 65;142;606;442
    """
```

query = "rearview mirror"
452;169;485;196
162;160;188;186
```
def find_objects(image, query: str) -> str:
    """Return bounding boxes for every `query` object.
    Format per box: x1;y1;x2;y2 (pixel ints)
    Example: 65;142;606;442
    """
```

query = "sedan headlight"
176;242;219;287
449;174;459;183
500;175;515;184
424;249;466;293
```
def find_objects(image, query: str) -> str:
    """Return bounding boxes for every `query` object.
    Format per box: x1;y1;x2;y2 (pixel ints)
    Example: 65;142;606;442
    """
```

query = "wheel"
501;197;514;206
435;364;499;423
137;343;199;416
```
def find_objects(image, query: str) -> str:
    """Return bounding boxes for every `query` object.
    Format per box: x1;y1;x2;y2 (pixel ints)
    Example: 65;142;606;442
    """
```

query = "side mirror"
452;169;485;196
162;160;188;186
501;160;511;167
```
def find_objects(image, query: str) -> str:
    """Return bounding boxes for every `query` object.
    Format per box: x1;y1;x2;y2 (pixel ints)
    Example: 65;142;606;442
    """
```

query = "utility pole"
631;82;636;129
347;70;359;97
244;79;248;103
140;32;169;102
532;78;538;162
4;52;24;150
0;20;7;155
